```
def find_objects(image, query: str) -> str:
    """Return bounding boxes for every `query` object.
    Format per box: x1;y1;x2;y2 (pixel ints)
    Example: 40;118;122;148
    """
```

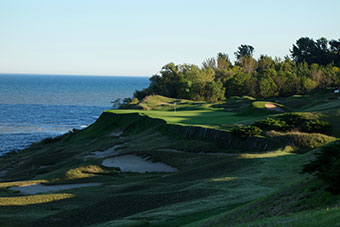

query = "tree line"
134;37;340;101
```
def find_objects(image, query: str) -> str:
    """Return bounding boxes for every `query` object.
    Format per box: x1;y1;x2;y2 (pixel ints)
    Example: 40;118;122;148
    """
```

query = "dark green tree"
235;44;255;60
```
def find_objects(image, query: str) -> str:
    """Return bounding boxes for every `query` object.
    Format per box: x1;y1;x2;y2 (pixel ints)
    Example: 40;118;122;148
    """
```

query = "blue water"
0;74;149;155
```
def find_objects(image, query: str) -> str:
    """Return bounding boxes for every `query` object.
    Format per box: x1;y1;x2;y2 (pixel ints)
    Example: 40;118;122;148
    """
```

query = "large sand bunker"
101;155;178;173
10;182;102;195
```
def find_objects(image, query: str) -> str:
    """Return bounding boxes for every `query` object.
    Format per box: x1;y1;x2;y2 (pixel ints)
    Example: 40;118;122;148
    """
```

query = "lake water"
0;74;149;155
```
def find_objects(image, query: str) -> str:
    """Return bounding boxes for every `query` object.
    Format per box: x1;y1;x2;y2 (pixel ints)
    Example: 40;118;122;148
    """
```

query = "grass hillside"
0;92;339;226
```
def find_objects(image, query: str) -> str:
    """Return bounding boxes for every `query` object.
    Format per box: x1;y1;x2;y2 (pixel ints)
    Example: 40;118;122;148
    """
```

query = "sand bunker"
265;103;284;112
10;182;102;195
85;144;126;159
157;148;185;153
102;155;178;173
108;131;123;137
0;170;7;181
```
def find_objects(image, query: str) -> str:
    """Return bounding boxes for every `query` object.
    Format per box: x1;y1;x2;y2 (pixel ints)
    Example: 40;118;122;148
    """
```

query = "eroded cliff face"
169;124;275;150
105;112;277;151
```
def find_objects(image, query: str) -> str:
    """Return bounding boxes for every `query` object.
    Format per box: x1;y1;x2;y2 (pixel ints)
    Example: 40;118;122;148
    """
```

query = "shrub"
279;113;309;125
303;141;340;194
253;118;291;131
231;126;262;137
302;119;331;133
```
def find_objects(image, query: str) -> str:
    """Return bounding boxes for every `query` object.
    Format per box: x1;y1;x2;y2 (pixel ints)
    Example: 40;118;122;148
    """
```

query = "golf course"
1;91;340;226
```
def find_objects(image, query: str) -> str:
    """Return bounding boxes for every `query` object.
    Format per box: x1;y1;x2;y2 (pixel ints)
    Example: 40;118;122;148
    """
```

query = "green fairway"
108;96;283;130
109;108;257;129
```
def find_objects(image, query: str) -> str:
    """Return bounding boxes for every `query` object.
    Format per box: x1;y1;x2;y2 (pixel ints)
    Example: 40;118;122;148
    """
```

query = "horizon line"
0;72;152;77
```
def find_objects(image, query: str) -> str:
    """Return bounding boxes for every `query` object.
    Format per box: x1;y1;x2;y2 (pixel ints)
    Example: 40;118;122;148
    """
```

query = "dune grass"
0;180;48;188
0;193;74;206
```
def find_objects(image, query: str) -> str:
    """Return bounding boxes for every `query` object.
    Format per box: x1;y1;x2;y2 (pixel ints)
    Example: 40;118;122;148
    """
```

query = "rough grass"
0;93;339;226
0;193;74;206
64;165;113;180
267;130;336;152
0;180;48;188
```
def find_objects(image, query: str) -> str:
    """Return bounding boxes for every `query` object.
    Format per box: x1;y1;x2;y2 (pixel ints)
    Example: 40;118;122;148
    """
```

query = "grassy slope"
0;92;339;226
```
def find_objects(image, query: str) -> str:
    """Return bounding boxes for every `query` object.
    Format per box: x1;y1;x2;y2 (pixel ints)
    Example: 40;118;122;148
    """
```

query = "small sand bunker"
0;170;7;181
0;170;7;177
265;103;284;112
108;131;123;137
10;182;102;195
157;148;185;153
84;144;125;159
102;155;178;173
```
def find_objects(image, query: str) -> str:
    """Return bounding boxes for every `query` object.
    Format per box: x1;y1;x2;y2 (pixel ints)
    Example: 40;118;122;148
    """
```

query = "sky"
0;0;339;77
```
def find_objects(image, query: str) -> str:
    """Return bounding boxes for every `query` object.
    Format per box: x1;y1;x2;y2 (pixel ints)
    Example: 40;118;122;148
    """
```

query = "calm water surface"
0;74;149;155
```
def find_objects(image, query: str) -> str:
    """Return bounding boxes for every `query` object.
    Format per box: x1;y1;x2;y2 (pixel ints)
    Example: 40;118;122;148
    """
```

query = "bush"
279;113;309;125
302;119;331;133
303;141;340;194
253;115;332;134
231;126;262;137
253;118;291;131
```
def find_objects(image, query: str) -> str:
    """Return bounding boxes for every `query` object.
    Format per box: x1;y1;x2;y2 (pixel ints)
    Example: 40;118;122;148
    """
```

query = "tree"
235;44;254;60
216;52;231;70
291;37;317;64
257;55;275;72
202;58;217;70
204;80;226;102
225;73;252;97
239;56;257;73
257;75;279;98
133;37;340;101
329;39;340;67
111;98;121;109
291;37;333;66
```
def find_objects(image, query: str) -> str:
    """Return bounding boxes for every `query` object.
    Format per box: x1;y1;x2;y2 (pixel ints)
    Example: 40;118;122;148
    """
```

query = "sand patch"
0;170;8;182
102;155;178;173
158;148;185;153
10;182;102;195
265;103;284;112
84;144;125;159
0;170;7;178
108;131;123;137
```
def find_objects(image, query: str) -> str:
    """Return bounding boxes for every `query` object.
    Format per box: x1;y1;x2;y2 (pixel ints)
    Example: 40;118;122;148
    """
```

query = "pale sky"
0;0;339;76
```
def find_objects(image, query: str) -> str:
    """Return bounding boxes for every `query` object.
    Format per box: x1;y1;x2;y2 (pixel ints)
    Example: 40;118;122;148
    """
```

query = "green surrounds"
0;93;339;226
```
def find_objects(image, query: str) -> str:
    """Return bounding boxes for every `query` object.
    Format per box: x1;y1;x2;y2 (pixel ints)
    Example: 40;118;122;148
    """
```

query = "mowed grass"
109;109;252;129
109;95;286;130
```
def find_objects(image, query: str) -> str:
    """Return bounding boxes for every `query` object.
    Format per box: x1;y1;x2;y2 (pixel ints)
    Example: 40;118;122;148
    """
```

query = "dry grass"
267;130;336;151
65;165;109;180
0;193;74;206
0;180;48;189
